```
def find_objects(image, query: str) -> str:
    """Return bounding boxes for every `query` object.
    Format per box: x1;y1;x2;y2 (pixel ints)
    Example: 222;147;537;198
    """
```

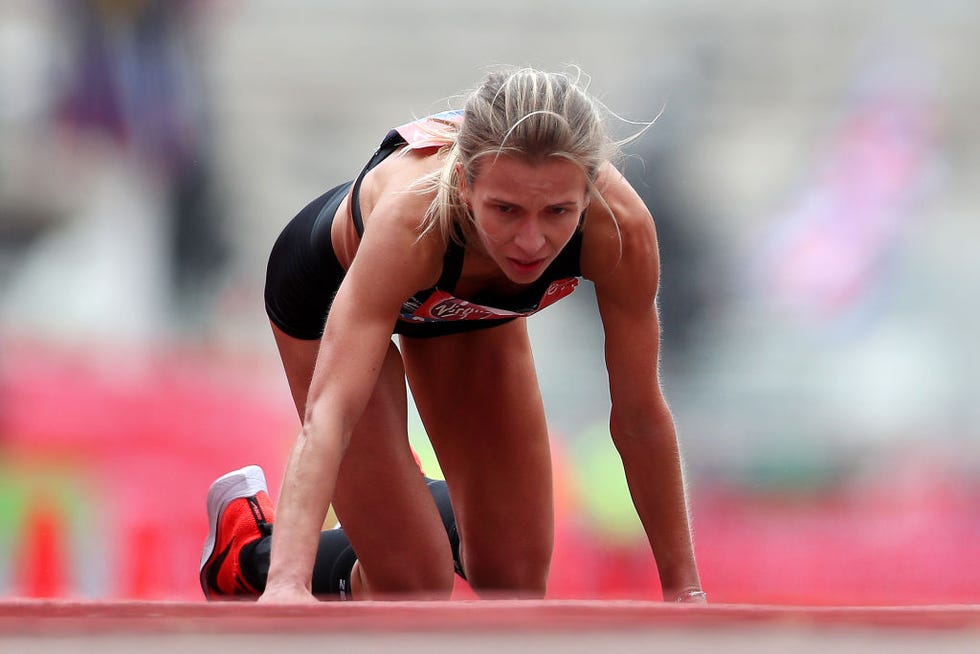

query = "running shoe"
199;465;274;600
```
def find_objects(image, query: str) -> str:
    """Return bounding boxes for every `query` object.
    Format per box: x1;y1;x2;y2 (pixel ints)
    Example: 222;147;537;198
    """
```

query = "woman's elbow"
301;399;354;454
609;405;676;451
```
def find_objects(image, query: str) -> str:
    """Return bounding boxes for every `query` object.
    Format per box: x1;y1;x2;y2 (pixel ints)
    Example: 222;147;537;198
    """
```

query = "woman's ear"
455;162;470;206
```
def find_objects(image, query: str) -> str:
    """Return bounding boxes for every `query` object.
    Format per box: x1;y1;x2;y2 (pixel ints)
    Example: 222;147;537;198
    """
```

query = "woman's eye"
496;205;514;214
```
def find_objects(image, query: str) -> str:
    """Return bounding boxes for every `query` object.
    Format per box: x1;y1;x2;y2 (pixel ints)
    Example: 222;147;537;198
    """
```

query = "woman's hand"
257;582;319;604
671;588;708;604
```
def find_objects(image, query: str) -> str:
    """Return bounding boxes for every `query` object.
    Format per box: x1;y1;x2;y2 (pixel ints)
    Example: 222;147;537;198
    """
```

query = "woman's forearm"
265;422;347;591
612;416;702;600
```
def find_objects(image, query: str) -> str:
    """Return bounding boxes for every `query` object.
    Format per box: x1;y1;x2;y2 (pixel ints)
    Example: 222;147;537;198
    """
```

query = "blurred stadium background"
0;0;978;604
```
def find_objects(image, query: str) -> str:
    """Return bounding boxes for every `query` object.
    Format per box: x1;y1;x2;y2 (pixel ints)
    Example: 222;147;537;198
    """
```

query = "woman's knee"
354;548;455;600
461;537;553;598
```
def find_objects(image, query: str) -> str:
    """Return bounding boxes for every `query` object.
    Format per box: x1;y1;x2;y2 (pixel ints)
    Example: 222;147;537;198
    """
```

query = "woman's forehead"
471;155;588;199
474;154;585;181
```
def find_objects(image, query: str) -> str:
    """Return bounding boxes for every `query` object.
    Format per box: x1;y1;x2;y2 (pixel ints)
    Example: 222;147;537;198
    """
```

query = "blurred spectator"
753;55;940;332
0;3;64;287
0;0;225;340
56;0;227;324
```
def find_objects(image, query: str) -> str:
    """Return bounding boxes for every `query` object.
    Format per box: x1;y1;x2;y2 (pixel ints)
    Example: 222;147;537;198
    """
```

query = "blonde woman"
200;67;705;603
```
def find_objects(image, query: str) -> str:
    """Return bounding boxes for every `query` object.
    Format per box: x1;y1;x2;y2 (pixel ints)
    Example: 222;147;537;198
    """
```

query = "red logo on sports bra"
401;278;579;323
540;278;578;305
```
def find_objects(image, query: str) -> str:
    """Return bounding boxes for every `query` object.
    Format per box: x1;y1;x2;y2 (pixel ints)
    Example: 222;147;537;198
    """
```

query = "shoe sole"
199;465;268;597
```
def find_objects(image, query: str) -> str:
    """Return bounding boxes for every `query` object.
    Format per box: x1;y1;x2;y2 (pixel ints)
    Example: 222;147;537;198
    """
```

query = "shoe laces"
246;495;273;538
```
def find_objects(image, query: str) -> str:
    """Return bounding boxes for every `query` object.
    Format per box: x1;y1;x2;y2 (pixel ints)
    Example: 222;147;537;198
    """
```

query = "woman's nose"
513;219;545;254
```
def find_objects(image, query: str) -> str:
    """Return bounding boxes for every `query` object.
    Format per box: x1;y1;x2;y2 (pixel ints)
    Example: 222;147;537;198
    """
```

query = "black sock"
312;529;358;599
239;537;268;592
240;528;358;599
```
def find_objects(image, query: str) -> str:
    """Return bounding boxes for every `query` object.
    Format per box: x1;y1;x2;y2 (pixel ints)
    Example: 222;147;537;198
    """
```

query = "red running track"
1;600;978;653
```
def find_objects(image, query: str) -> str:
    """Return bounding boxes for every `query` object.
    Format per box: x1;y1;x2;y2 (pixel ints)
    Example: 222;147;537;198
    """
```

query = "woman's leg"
401;318;554;597
327;340;455;598
271;323;454;598
270;322;320;419
240;474;457;599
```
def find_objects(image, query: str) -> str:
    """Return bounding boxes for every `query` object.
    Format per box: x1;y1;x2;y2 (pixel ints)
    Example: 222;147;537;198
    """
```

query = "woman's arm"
585;168;703;602
261;182;443;602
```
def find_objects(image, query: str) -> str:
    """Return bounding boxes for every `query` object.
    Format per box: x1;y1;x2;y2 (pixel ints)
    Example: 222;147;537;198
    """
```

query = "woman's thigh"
400;318;554;596
270;322;318;419
328;340;454;597
272;324;453;597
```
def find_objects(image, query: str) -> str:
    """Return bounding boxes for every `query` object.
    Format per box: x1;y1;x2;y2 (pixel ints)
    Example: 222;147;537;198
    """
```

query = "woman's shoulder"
361;147;443;224
581;163;658;281
591;163;654;229
357;111;460;239
347;159;447;292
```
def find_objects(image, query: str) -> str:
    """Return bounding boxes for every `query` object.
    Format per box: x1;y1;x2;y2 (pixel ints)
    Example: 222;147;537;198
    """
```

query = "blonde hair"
417;67;637;245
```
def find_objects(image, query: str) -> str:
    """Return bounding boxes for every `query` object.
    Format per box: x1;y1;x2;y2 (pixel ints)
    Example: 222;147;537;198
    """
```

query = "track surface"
2;600;978;653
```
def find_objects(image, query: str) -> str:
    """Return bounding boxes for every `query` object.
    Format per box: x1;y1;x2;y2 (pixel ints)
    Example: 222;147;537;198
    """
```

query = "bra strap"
350;130;407;237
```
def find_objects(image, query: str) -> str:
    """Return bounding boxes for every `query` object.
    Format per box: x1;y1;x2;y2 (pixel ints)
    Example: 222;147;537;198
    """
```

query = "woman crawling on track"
199;66;705;604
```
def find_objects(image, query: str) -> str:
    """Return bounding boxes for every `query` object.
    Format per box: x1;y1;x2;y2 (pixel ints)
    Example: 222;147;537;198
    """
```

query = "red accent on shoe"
199;466;274;600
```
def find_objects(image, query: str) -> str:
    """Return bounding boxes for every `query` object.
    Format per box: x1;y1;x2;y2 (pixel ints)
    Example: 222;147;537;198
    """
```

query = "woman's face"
460;155;589;284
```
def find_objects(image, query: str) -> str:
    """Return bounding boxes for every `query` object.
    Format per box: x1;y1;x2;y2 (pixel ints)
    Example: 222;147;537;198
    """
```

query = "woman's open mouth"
508;257;547;276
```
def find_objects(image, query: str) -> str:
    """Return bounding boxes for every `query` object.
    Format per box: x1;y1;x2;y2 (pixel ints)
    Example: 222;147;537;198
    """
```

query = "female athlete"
200;66;705;604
